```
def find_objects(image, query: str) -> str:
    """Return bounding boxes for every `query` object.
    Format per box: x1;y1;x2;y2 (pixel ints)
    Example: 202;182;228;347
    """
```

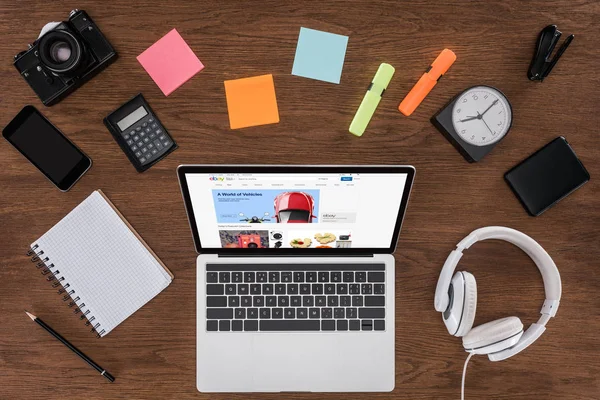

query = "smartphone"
3;105;91;191
504;136;590;216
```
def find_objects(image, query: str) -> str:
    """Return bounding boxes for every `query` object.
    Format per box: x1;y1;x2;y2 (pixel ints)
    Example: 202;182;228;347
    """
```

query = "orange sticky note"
224;74;280;129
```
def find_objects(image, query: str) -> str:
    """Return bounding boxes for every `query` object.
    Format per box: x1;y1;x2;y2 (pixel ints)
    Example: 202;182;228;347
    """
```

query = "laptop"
177;165;415;392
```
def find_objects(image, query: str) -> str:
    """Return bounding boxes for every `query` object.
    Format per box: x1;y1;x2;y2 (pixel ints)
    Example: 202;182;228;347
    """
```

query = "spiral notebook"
28;190;173;337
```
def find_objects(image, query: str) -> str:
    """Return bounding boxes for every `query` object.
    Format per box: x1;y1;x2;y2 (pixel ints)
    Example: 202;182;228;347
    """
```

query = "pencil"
25;311;115;382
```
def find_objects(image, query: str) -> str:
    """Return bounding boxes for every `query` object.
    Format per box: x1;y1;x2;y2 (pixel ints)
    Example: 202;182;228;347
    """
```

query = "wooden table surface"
1;1;599;399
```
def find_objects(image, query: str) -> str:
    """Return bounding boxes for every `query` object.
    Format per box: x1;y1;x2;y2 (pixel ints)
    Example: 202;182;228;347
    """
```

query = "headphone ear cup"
454;272;477;337
462;316;524;355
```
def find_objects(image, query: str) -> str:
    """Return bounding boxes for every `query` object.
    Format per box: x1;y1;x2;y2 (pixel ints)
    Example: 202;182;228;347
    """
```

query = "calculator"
103;94;177;172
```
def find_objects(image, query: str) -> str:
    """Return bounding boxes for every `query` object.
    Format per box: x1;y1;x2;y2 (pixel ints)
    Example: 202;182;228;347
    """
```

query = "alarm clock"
432;86;513;162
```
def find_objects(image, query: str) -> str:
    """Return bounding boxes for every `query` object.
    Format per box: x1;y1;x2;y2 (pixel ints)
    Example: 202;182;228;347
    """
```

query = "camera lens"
49;41;72;63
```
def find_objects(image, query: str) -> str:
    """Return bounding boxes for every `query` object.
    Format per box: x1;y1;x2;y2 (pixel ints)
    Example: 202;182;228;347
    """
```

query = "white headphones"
434;226;562;361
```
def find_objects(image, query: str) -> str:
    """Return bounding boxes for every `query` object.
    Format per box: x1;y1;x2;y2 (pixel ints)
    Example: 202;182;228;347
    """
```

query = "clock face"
451;86;512;147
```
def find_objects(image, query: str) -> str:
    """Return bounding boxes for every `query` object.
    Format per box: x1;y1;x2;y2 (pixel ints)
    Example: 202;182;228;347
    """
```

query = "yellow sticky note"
224;74;280;129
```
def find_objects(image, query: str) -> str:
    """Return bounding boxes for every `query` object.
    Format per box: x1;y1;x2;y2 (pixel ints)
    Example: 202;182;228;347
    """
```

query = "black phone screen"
3;106;90;190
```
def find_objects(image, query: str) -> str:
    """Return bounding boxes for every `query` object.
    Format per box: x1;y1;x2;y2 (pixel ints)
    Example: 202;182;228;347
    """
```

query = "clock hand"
478;112;494;135
480;99;499;117
459;116;479;122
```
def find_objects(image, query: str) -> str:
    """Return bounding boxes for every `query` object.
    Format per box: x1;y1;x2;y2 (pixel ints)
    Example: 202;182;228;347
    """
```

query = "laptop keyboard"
205;264;386;332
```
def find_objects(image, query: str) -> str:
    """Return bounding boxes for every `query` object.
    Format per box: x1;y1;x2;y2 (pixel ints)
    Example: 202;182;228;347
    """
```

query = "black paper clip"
528;25;574;82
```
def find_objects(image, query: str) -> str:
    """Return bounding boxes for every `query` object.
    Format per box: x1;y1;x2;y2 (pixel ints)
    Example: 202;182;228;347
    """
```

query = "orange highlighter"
398;49;456;116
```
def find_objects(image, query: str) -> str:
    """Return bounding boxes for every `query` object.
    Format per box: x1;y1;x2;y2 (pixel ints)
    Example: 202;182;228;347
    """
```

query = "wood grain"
1;1;599;399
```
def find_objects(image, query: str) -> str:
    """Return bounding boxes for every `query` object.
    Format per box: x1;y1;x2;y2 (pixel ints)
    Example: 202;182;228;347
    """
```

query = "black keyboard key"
291;296;301;306
232;272;243;283
235;308;245;319
337;284;348;294
238;284;249;295
281;272;292;282
359;308;385;319
266;296;276;306
272;308;283;319
256;272;267;282
355;272;367;282
278;296;289;307
337;320;348;330
263;284;274;294
260;308;271;319
322;308;333;319
269;272;280;282
229;296;240;307
340;296;351;306
260;320;320;331
309;308;320;318
244;272;255;282
312;284;323;294
374;284;385;294
361;284;373;294
219;320;231;331
294;272;304;282
219;272;230;283
303;296;314;306
248;308;258;319
368;272;385;282
244;320;258;331
207;308;233;319
349;320;360;331
362;320;373;331
300;284;310;294
322;320;335;331
352;296;364;306
297;308;308;318
347;308;357;319
207;320;218;331
251;284;261;295
206;284;224;295
328;296;339;306
225;284;236;295
374;320;385;331
316;296;326;306
284;308;295;319
232;320;243;331
334;308;345;319
306;272;317;282
365;296;385;307
287;284;299;294
207;296;227;307
253;296;265;307
343;272;354;282
206;272;218;283
325;284;335;294
275;284;286;295
349;284;360;294
331;272;341;282
242;296;252;307
318;272;329;282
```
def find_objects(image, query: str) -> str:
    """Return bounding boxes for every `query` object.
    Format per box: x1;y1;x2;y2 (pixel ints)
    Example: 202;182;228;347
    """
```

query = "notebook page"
32;191;172;336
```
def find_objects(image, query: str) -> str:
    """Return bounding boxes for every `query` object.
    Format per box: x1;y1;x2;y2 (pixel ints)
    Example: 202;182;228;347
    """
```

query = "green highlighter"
349;63;395;136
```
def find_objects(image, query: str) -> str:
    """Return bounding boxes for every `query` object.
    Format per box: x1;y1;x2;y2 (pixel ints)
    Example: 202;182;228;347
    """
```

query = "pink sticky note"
137;29;204;96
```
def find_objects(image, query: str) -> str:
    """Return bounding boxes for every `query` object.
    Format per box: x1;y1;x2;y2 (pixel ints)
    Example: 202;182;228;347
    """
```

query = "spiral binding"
27;244;106;337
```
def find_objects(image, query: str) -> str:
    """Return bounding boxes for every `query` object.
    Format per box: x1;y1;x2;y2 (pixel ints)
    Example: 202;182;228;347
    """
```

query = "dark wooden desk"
1;1;599;399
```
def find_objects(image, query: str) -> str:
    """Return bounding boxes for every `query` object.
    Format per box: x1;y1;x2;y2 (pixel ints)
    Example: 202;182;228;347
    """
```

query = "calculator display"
117;106;148;131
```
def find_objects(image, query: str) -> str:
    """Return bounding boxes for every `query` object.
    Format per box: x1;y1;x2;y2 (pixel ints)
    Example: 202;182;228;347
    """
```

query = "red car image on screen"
273;192;316;223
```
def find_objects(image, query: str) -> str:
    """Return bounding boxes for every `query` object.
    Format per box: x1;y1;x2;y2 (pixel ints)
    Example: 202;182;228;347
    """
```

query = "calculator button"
131;145;138;151
163;140;171;147
159;135;166;141
140;157;146;163
136;141;143;147
156;129;163;134
151;148;158;155
123;134;130;140
140;132;146;138
136;127;141;131
147;143;154;148
143;137;150;143
148;118;154;123
149;132;156;139
133;135;139;141
127;139;134;145
151;123;157;128
141;147;148;153
155;140;163;149
142;122;148;127
145;127;151;133
135;151;142;157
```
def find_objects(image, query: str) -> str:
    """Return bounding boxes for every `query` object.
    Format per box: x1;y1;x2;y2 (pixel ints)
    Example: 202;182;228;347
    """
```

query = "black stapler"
528;25;574;81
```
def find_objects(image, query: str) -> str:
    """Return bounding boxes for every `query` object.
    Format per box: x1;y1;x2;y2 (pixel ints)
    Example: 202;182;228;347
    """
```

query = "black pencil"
25;311;115;382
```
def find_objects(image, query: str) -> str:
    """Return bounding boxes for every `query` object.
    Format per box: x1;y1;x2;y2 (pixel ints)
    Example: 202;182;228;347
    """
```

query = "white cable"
461;352;474;400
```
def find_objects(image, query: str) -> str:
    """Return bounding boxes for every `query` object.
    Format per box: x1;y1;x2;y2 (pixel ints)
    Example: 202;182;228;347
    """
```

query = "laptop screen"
178;166;414;254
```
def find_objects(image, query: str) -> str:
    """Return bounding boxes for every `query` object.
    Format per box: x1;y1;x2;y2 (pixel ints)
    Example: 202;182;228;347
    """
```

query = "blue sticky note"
292;27;349;84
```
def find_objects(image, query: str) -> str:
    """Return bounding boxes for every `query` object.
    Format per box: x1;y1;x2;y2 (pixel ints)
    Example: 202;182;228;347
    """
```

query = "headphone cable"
461;352;474;400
